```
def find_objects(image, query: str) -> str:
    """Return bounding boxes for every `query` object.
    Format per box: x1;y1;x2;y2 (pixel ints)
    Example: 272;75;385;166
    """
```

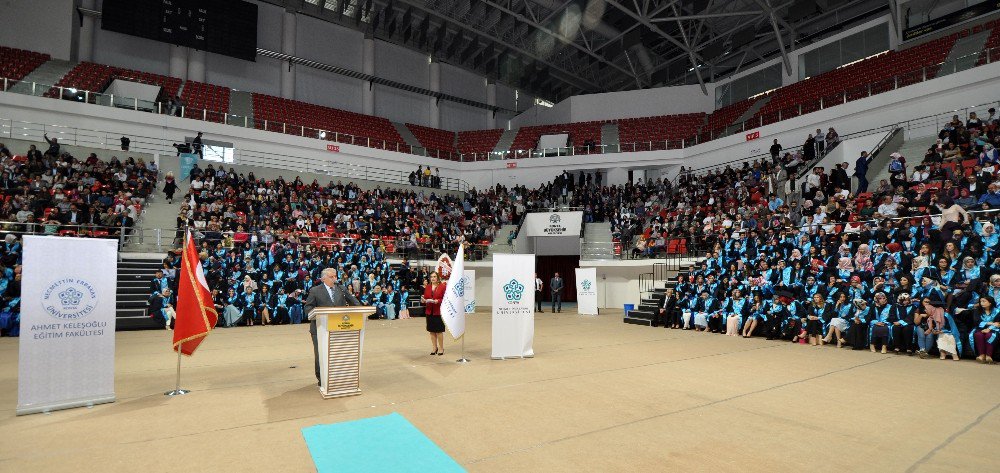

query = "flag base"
163;389;190;396
455;357;471;363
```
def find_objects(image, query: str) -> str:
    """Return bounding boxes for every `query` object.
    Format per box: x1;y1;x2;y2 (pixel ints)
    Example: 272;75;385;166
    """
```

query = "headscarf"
837;257;854;271
924;302;944;327
854;244;874;272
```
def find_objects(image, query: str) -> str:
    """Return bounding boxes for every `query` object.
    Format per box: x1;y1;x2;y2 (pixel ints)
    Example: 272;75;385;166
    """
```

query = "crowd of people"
0;137;159;336
0;136;155;238
180;162;505;261
147;236;443;328
640;113;1000;362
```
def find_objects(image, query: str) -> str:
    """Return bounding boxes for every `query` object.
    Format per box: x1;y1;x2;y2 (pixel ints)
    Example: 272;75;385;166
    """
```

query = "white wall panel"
374;84;429;125
441;101;484;131
375;41;429;88
569;83;713;121
440;63;485;103
254;0;284;51
295;15;364;70
296;67;364;113
0;0;75;60
495;83;519;111
206;54;281;95
92;29;170;76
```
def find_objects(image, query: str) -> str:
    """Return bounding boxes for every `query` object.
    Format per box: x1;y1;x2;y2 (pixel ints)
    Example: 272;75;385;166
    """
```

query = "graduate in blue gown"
868;292;893;353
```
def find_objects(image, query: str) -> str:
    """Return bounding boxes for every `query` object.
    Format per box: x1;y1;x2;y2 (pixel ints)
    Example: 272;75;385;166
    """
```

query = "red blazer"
423;283;447;316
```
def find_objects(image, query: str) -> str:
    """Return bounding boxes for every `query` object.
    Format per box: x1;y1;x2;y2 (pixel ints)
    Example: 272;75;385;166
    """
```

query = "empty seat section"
703;98;757;138
251;93;406;151
47;62;181;101
616;113;705;151
457;129;503;159
0;46;49;90
752;34;957;126
181;81;231;123
508;122;603;155
405;123;457;158
978;22;1000;65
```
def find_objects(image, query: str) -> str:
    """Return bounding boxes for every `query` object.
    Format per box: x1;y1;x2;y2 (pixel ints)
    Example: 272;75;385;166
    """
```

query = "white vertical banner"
441;244;466;339
575;267;598;315
492;254;535;359
18;236;118;415
462;270;476;313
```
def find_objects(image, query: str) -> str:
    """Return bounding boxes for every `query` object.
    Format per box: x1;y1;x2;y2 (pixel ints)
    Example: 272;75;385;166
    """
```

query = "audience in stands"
0;140;155;238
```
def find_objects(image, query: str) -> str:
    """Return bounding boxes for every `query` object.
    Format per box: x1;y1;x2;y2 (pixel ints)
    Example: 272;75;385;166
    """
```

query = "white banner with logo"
18;236;118;415
463;270;476;313
491;254;535;358
523;211;583;237
575;267;598;315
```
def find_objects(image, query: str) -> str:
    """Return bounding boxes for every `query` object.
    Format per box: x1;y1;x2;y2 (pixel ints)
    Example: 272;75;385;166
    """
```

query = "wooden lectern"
308;306;375;399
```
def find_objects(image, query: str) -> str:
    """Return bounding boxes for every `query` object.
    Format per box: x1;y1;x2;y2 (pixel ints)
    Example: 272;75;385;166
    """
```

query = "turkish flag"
173;230;218;356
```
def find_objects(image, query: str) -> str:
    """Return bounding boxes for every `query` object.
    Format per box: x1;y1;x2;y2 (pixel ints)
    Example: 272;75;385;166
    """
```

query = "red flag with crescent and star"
172;230;218;356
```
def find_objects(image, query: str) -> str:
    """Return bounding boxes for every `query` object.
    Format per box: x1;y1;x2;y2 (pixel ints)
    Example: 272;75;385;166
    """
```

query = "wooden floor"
1;310;998;472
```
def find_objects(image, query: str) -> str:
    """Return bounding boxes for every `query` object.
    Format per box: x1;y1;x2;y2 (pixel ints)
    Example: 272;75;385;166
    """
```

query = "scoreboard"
101;0;258;62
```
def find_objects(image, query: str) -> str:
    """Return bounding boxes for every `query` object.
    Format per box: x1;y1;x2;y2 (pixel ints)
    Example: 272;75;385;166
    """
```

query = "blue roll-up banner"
179;152;198;181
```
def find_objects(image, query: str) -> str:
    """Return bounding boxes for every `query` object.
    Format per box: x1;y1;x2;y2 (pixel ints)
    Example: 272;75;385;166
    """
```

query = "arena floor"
0;310;998;472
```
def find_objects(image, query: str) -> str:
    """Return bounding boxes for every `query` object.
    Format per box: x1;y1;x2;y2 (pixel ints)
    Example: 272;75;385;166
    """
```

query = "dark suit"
304;282;360;384
550;277;564;312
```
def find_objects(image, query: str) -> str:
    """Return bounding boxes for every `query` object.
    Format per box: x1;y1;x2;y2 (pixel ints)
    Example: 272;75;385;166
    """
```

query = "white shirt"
535;277;543;291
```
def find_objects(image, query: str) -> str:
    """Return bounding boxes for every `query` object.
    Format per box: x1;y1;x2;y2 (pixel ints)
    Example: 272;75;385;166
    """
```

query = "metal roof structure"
272;0;897;102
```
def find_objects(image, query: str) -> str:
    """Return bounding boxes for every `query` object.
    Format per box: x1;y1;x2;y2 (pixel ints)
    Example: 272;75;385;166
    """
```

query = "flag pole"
164;342;191;396
456;335;470;363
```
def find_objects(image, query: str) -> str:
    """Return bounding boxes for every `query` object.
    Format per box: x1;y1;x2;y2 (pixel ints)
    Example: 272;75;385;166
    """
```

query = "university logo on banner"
42;279;99;320
462;270;476;313
503;278;524;302
492;254;535;358
18;236;118;416
575;267;598;315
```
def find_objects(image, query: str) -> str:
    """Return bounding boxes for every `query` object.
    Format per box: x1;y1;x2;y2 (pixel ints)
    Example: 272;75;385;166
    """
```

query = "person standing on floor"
550;272;564;313
535;273;544;313
422;271;447;355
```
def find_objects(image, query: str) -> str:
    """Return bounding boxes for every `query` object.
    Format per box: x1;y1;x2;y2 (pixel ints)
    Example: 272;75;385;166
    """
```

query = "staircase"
125;176;186;252
600;123;620;152
485;224;518;260
724;96;771;136
228;90;256;128
939;30;992;77
7;59;76;96
581;222;615;260
625;289;666;326
869;135;938;186
116;256;165;331
624;261;699;326
393;122;423;150
493;129;518;153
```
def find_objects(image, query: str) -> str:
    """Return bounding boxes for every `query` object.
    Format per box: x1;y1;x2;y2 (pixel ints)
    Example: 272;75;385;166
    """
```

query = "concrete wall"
0;0;76;60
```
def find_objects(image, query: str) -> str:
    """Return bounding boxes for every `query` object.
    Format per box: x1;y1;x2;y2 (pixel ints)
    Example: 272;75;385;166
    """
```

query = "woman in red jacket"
422;271;447;355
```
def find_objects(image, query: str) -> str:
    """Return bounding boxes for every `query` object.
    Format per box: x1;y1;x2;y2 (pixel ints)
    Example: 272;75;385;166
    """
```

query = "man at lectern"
304;268;360;386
